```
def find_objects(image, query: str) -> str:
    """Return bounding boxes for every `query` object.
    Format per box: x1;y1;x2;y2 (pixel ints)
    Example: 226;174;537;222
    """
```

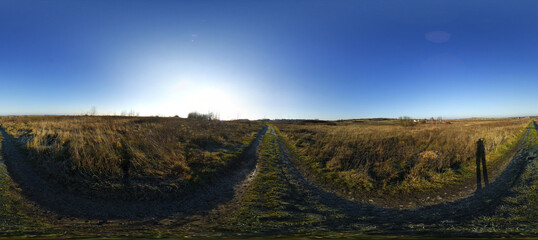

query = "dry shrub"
417;150;449;171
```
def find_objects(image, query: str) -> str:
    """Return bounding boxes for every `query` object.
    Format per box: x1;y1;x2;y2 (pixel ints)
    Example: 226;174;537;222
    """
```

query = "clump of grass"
0;116;264;200
275;118;529;194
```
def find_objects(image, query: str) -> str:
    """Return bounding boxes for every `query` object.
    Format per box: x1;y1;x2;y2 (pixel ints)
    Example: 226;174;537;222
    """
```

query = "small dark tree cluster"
187;111;219;121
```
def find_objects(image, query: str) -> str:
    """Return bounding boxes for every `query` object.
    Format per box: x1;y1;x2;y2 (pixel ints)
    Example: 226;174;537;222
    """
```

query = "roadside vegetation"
0;116;264;200
225;128;345;233
275;118;530;195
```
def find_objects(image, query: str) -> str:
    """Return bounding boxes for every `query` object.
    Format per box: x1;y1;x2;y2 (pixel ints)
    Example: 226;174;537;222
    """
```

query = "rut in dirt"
0;126;268;220
269;122;538;228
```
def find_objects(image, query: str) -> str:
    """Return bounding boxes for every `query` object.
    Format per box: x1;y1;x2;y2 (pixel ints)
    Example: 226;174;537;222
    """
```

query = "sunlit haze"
1;1;538;119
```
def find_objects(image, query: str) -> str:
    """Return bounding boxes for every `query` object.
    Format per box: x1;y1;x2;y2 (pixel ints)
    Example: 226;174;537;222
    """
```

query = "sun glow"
143;79;246;120
183;87;238;119
107;45;255;119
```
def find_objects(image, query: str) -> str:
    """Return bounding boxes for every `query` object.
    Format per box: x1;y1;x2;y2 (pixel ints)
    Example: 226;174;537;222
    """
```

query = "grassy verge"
223;128;345;233
274;119;530;195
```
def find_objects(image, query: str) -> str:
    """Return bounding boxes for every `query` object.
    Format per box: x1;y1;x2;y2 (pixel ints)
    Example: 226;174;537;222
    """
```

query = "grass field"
0;116;536;238
275;118;530;194
0;116;264;200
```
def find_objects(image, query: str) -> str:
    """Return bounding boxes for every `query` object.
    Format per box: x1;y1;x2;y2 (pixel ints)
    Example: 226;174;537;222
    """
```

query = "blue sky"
1;0;537;119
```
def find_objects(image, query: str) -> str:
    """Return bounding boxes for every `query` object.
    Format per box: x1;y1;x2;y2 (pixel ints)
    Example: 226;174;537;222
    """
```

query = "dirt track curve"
0;126;268;219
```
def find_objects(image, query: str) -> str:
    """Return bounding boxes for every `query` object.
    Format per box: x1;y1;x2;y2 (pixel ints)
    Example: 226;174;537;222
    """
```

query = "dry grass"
0;116;264;200
275;118;530;193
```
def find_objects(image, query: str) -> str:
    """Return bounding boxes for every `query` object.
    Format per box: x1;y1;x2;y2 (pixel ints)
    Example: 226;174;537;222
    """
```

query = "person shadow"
475;138;489;191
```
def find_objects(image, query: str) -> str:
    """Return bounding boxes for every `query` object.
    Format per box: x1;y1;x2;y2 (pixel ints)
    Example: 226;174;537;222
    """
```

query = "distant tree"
188;111;219;121
398;116;414;126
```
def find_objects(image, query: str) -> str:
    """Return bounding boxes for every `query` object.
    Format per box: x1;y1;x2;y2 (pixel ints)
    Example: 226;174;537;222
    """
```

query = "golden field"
275;118;530;194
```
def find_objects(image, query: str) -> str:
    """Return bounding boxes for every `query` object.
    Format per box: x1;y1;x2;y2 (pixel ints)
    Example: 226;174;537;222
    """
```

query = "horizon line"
0;114;535;121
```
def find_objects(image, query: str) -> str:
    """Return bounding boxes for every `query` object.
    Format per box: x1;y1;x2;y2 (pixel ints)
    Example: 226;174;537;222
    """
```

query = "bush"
188;112;219;121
